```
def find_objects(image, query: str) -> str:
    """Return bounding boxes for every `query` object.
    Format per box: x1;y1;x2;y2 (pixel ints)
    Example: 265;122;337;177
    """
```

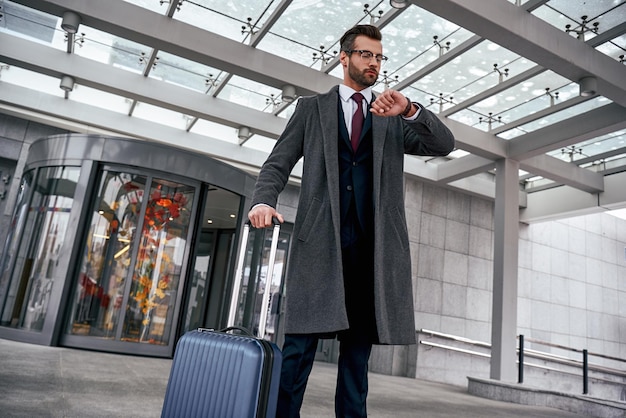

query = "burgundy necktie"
350;92;365;152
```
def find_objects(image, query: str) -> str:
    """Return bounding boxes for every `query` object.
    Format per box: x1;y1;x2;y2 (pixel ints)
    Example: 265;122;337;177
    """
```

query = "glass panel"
73;26;150;75
380;9;475;80
68;171;147;338
534;1;626;37
182;186;241;332
122;178;195;344
406;42;537;109
0;166;79;330
498;97;611;139
232;225;289;343
0;170;34;325
256;0;373;67
0;1;65;49
149;51;222;93
183;228;213;332
596;37;626;61
173;0;282;43
547;129;626;161
448;70;576;130
265;230;288;342
217;76;281;111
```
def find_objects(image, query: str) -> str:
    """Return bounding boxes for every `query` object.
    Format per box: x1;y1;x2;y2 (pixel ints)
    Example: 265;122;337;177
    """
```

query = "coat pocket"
297;197;323;242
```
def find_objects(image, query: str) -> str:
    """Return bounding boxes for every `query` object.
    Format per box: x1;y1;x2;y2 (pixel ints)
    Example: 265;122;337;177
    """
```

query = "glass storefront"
67;170;196;346
0;134;292;356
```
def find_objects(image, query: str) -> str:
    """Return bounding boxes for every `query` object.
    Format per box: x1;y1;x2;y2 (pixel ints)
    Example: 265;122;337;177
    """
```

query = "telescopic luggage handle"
227;218;281;339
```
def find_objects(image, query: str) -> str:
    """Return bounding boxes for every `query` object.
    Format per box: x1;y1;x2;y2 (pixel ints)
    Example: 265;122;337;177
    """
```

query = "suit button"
347;185;353;191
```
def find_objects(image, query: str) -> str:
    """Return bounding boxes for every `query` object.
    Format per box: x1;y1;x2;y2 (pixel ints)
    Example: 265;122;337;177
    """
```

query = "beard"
348;62;378;88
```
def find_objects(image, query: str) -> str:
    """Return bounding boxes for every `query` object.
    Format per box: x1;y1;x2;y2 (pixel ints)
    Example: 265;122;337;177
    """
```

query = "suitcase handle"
218;326;254;336
245;217;281;227
197;326;253;336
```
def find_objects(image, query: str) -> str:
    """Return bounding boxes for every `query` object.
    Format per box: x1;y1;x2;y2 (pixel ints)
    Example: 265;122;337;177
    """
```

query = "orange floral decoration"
133;188;188;330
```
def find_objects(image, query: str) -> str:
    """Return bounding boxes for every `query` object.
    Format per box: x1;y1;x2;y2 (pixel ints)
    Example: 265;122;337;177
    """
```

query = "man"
248;25;454;418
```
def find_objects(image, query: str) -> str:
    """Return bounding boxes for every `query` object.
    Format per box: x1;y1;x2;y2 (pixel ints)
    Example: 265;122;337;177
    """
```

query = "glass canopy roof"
0;0;625;208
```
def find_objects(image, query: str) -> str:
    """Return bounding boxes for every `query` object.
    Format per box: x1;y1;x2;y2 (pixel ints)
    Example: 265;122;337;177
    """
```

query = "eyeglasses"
345;49;388;64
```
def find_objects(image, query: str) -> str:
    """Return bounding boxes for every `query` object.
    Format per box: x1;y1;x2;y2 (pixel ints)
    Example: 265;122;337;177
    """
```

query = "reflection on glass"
0;170;34;325
122;178;194;344
0;166;79;330
182;186;241;332
69;171;195;346
233;227;289;343
183;228;212;332
68;171;146;338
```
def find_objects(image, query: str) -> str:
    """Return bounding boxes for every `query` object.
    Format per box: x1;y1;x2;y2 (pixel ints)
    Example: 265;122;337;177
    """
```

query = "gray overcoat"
252;86;455;345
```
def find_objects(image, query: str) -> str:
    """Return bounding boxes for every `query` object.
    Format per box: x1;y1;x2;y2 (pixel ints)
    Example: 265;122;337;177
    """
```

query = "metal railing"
518;334;626;394
417;329;626;395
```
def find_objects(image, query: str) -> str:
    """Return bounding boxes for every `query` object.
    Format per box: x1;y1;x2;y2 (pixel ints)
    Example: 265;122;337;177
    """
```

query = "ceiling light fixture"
61;11;81;34
282;85;297;103
59;75;75;92
578;76;597;97
237;126;250;141
390;0;409;9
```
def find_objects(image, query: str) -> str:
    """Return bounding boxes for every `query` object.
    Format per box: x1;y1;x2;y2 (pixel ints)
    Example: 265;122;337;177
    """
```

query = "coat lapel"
317;86;342;230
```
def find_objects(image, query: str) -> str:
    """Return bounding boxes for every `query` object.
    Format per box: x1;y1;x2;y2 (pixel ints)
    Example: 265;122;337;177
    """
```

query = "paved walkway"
0;338;585;417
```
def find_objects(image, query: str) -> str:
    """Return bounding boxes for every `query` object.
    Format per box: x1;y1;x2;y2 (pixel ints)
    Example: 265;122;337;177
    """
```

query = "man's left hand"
370;89;414;117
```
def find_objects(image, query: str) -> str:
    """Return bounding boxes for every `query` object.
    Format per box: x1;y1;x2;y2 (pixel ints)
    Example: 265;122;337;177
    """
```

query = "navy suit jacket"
337;100;374;247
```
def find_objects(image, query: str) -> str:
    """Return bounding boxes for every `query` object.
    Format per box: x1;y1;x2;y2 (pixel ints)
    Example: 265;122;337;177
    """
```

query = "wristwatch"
401;97;413;117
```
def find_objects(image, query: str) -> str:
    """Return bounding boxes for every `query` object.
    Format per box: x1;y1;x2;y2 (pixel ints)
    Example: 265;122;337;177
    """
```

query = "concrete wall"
518;214;626;363
373;178;496;378
395;176;626;400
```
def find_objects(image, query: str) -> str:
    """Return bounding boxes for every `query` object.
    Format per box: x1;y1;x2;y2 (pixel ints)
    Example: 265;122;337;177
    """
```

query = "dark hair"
340;24;382;52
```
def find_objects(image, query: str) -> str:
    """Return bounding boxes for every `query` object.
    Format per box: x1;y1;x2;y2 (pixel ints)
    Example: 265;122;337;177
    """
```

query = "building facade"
1;114;625;393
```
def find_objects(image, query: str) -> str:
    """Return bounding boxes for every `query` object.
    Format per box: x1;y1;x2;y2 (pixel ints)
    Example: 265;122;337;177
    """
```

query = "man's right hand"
248;204;284;228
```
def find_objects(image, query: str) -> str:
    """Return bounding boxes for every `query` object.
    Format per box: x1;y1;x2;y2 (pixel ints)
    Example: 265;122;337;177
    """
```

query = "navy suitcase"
162;221;283;417
161;327;282;418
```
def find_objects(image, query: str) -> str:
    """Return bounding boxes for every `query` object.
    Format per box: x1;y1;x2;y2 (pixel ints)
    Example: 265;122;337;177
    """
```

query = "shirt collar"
339;84;373;105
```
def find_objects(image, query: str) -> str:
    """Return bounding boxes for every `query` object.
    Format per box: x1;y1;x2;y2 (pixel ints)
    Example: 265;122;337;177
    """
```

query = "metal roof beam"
520;171;626;222
249;0;293;47
437;155;495;183
520;154;604;193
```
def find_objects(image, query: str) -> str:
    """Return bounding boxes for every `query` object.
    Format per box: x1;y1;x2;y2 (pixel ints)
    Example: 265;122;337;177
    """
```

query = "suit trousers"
277;237;376;418
276;333;373;418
